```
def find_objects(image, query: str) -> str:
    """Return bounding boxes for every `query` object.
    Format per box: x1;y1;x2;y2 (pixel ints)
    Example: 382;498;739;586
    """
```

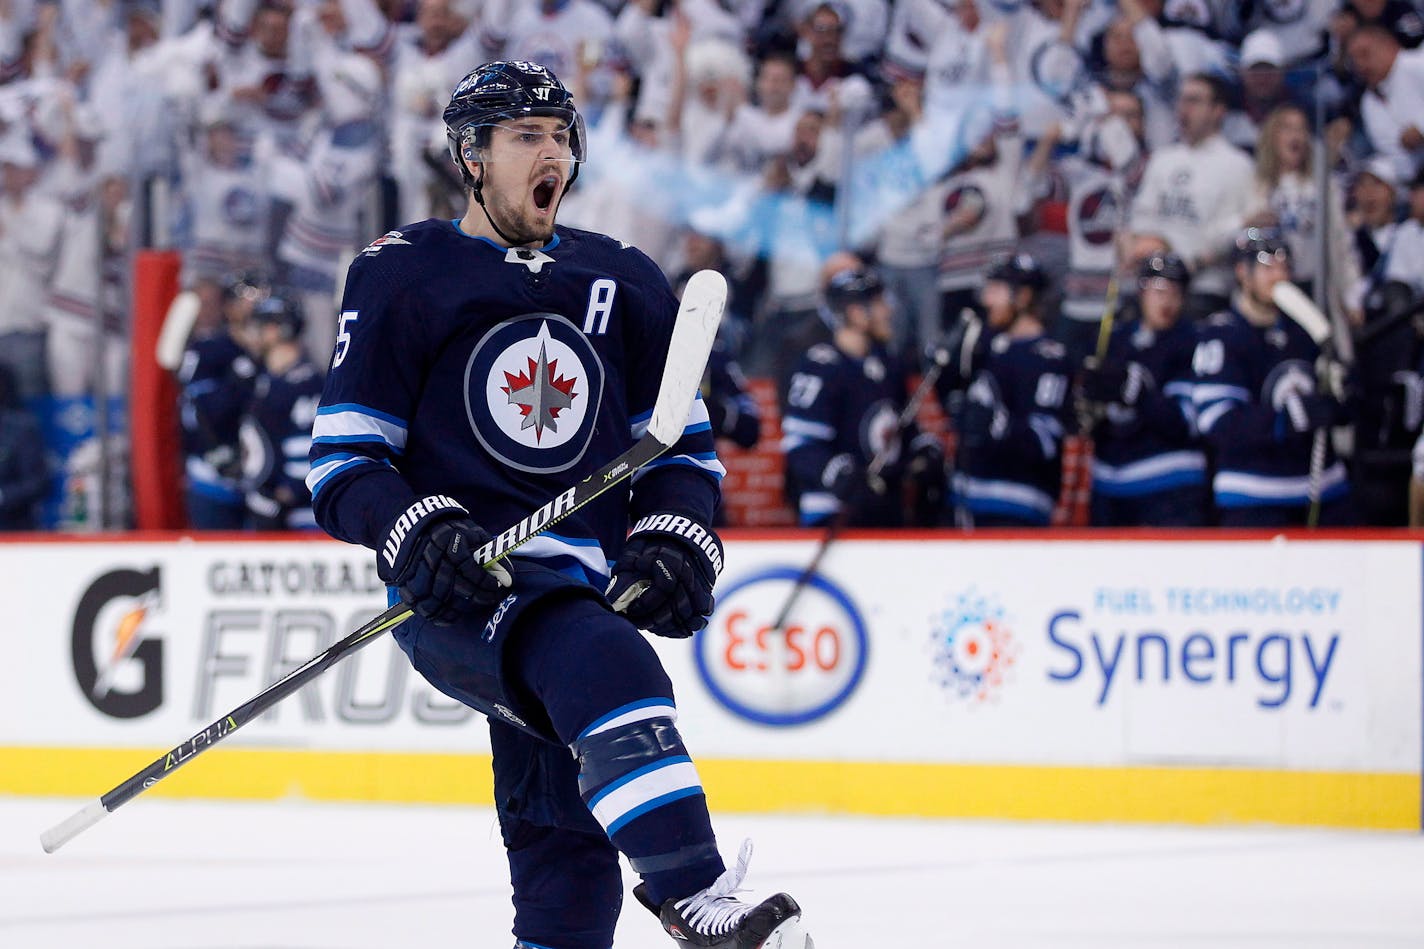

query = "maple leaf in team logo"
502;339;578;441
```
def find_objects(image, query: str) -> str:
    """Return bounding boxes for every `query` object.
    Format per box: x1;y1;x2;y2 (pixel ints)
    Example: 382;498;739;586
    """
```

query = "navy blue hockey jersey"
953;333;1072;525
704;342;761;450
178;330;255;503
1090;318;1204;498
242;355;323;529
781;342;910;525
1190;306;1347;509
307;220;724;586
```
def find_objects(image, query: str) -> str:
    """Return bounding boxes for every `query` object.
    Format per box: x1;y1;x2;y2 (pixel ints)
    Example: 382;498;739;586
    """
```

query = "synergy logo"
930;589;1017;701
696;567;869;727
71;567;164;718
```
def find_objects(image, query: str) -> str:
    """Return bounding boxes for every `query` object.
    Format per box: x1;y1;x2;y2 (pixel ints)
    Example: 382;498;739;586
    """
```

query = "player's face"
477;116;575;244
868;293;894;343
1140;279;1184;331
1242;251;1291;305
981;280;1014;327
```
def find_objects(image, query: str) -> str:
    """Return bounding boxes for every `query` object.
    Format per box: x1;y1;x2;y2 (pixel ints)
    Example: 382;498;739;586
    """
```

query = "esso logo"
695;568;869;726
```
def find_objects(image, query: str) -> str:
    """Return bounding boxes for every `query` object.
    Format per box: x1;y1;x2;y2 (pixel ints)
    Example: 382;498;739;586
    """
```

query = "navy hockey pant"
1091;484;1208;527
397;584;725;949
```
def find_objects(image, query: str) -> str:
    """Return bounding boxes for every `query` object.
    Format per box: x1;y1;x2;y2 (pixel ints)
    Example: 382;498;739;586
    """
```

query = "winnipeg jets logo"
466;313;605;474
502;336;578;442
1078;188;1119;245
361;230;411;255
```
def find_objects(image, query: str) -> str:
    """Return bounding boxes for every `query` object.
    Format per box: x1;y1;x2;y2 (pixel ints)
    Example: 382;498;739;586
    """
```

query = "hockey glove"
1276;391;1342;439
1081;359;1151;408
377;495;513;626
821;452;867;501
606;513;724;638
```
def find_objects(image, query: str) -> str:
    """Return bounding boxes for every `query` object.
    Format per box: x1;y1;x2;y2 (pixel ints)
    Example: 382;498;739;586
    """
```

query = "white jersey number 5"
333;311;359;367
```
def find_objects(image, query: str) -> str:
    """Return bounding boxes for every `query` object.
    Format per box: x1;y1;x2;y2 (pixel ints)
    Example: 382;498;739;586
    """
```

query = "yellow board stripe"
1;747;1416;830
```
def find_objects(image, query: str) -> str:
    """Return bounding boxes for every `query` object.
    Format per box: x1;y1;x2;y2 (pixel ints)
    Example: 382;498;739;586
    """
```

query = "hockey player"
705;340;762;452
952;252;1073;527
240;293;322;530
1083;253;1206;526
177;270;266;529
934;251;1045;436
1190;229;1352;526
781;267;941;527
306;62;809;949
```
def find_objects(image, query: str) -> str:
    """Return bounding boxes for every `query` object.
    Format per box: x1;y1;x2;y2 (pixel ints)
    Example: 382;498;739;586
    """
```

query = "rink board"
1;534;1419;829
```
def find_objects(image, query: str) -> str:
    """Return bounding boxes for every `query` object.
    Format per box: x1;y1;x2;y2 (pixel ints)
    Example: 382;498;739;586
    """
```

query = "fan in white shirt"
1347;25;1424;184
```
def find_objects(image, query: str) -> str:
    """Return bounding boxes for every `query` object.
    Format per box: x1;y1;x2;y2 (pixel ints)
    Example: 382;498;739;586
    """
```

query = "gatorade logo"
71;567;164;718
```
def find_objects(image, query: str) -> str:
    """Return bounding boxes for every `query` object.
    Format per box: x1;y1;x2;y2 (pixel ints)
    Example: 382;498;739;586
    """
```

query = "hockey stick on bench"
768;346;951;635
40;269;728;854
1272;281;1346;529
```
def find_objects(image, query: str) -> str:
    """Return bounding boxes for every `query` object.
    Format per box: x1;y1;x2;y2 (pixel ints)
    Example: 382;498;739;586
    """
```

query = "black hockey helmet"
1233;226;1291;267
1137;252;1190;288
824;267;886;318
984;252;1047;294
443;61;586;192
250;293;305;341
220;268;269;303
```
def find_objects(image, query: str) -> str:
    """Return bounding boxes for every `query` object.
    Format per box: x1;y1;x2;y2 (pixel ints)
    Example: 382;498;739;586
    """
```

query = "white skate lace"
676;839;755;937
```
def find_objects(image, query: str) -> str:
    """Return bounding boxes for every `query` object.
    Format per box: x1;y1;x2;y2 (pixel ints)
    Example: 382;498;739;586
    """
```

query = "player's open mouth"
532;175;559;213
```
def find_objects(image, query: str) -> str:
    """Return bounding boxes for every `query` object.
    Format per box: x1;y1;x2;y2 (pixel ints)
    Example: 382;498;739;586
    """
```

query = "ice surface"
3;797;1423;947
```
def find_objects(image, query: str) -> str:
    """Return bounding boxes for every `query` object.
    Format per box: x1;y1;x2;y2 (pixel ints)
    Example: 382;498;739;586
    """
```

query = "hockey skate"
633;840;814;949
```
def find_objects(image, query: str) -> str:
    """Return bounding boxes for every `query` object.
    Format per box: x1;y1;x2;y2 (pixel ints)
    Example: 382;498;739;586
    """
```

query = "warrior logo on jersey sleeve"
465;313;605;474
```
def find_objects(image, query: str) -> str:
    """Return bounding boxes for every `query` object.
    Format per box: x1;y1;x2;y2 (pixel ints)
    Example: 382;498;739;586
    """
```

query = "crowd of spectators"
3;0;1424;530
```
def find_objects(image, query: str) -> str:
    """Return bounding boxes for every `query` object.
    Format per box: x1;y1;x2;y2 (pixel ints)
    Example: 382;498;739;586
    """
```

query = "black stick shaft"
771;360;946;633
84;431;672;819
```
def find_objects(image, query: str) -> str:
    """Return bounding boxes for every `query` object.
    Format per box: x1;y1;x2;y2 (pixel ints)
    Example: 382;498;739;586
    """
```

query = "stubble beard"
490;189;559;246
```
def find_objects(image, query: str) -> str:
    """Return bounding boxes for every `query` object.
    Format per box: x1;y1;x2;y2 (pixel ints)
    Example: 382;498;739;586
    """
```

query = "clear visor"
1141;276;1184;293
461;114;586;168
1250;247;1291;268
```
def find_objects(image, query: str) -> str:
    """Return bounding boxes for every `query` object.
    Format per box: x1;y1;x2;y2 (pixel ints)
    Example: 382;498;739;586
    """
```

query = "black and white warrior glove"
1081;359;1152;408
605;513;724;638
377;495;513;626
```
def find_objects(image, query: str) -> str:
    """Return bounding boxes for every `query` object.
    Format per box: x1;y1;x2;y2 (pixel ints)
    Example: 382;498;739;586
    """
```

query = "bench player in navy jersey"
240;293;323;530
1083;253;1208;526
305;62;810;949
781;267;943;526
1190;228;1352;526
178;270;266;529
951;253;1074;527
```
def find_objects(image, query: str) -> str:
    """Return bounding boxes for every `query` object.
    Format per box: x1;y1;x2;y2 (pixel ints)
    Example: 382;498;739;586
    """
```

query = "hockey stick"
769;348;951;634
41;270;728;854
155;290;202;372
1271;281;1336;528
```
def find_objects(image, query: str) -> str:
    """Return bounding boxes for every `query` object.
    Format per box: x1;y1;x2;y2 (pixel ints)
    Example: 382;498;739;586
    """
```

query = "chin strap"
471;177;529;247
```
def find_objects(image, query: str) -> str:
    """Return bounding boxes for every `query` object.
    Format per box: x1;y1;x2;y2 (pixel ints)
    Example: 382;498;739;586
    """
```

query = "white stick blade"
156;290;202;371
648;269;727;445
40;798;108;853
1271;281;1331;346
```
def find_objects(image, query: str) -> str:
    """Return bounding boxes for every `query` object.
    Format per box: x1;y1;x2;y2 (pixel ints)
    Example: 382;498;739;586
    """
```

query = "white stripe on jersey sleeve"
312;404;409;452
